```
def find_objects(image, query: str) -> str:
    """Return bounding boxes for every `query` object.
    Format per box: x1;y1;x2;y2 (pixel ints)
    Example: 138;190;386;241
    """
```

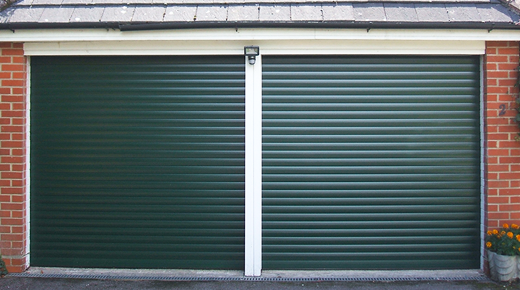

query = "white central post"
244;51;262;277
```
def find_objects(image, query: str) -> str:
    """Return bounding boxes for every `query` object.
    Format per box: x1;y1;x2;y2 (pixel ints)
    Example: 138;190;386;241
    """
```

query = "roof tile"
31;0;62;4
384;3;418;22
291;4;323;21
163;5;196;21
8;7;45;22
477;4;518;22
196;5;227;21
70;6;104;22
446;4;482;21
62;0;93;4
131;6;166;22
322;4;354;21
353;3;386;21
39;7;74;22
101;6;136;22
259;4;290;21
228;5;259;21
415;3;450;22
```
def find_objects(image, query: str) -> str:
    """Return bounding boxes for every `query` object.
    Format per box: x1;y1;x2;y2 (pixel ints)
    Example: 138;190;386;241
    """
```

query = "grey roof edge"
0;20;518;30
501;0;520;14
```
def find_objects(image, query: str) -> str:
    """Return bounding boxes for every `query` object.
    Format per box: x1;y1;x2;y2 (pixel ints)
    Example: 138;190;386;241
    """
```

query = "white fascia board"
24;39;485;55
2;28;520;42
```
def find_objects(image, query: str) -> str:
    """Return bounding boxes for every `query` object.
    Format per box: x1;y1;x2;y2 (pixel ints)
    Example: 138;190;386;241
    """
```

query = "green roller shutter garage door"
262;56;481;270
30;56;245;269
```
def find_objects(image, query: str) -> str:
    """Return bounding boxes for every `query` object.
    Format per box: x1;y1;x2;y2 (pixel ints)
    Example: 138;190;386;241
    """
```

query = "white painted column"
244;53;262;277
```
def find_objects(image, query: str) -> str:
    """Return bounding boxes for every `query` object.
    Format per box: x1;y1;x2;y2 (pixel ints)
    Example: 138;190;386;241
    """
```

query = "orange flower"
504;223;510;229
501;231;507;236
517;235;520;242
512;224;519;230
508;232;514;239
487;230;493;236
486;242;492;248
493;229;499;235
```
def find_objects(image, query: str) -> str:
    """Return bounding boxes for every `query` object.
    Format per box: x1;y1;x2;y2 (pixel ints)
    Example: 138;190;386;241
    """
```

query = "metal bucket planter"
487;250;518;282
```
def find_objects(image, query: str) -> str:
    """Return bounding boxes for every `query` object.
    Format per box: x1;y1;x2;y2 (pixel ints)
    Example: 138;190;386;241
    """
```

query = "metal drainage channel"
9;273;489;282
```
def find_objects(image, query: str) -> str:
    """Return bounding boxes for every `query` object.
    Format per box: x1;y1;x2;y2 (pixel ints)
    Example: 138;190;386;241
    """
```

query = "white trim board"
24;39;485;56
3;28;520;43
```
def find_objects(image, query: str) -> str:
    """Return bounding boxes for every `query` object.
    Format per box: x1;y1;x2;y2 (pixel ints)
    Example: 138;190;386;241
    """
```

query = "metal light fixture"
244;46;260;65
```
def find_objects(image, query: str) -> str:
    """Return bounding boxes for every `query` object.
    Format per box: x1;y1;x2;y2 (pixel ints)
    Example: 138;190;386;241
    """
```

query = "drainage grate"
8;273;490;282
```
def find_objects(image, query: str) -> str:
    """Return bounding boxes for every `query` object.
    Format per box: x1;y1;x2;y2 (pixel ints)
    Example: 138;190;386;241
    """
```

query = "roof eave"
1;21;520;31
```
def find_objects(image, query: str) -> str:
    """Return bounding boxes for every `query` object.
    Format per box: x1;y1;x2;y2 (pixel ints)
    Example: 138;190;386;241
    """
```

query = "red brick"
488;196;510;204
11;195;25;203
498;126;520;133
498;48;520;55
1;64;24;71
12;43;23;49
499;79;518;86
498;63;519;70
11;210;24;218
1;49;23;56
488;87;509;94
489;180;510;188
1;172;22;179
499;172;520;179
1;203;24;211
2;156;24;163
500;157;520;163
1;125;23;132
11;88;24;95
486;95;498;102
499;188;520;195
488;204;498;211
499;204;520;211
489;212;510;219
1;111;24;118
487;118;510;125
487;133;510;141
500;140;520;148
11;180;22;187
1;95;23;102
1;141;24;148
486;55;509;63
1;218;23;225
11;57;24;64
1;187;24;194
488;173;499;180
11;118;24;125
488;188;499;196
11;149;24;156
488;164;510;172
487;63;497;70
2;79;24;87
489;148;510;156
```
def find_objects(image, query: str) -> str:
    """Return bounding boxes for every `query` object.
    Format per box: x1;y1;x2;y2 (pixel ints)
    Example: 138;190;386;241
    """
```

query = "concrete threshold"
10;267;488;282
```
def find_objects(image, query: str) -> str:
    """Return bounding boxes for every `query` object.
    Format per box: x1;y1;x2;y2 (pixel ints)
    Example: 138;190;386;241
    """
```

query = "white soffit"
24;39;485;55
11;27;513;55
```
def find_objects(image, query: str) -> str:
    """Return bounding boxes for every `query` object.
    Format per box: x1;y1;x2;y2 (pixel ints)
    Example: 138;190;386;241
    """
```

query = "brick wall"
485;41;520;230
0;42;28;273
0;40;518;272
